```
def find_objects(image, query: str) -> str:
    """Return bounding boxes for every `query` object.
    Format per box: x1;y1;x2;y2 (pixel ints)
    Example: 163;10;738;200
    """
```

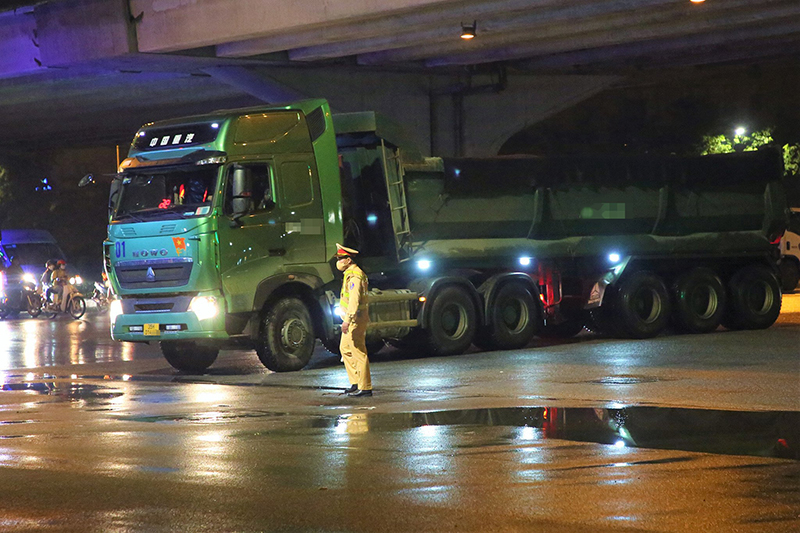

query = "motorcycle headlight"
23;273;36;285
70;275;83;285
189;296;219;321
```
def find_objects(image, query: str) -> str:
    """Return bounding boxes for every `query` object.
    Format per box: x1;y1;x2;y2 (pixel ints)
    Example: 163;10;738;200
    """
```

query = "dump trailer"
89;98;791;372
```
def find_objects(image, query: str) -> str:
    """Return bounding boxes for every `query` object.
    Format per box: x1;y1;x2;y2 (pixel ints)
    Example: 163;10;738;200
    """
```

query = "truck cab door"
274;154;326;265
216;162;284;313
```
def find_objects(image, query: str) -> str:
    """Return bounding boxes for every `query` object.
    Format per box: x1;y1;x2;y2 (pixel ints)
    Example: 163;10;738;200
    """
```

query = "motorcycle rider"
40;259;58;303
50;259;74;312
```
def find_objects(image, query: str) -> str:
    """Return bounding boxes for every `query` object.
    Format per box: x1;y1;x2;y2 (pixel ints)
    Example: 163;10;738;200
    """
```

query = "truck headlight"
69;275;83;285
189;296;219;321
109;299;123;324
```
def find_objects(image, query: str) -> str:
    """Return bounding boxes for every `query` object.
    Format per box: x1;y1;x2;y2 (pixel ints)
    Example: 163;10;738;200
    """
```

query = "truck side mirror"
108;178;122;220
78;174;95;187
230;165;253;227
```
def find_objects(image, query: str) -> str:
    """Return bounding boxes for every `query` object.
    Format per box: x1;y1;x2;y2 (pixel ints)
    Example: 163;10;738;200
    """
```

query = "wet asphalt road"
0;297;798;531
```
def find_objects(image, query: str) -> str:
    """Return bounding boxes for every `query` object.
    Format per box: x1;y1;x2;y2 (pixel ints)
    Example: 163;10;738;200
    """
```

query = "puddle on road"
0;375;797;460
317;407;800;460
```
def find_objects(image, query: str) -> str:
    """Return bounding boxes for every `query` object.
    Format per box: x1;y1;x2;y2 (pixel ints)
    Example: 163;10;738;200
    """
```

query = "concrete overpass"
1;0;798;156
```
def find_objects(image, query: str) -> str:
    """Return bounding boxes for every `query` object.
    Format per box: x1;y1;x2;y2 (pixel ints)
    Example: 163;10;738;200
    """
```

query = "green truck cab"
89;98;792;373
101;99;345;371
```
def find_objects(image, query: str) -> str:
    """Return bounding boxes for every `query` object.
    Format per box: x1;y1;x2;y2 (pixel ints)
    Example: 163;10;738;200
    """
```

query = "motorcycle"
44;283;87;320
91;280;111;311
0;274;43;319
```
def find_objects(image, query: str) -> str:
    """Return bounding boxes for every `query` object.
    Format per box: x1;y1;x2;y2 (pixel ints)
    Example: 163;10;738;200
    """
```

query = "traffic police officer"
335;243;372;397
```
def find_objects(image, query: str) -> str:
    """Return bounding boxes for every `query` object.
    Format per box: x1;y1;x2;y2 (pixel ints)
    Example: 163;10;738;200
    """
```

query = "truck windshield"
114;166;218;221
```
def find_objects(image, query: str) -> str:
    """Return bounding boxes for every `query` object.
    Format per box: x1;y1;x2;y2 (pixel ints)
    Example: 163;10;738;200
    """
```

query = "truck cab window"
224;163;273;216
114;166;217;220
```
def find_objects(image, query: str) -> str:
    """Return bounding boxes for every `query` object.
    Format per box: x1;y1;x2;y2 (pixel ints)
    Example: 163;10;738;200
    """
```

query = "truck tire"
476;281;539;350
778;259;799;294
256;297;315;372
161;341;219;373
671;268;726;334
425;285;477;356
613;271;671;339
722;265;782;330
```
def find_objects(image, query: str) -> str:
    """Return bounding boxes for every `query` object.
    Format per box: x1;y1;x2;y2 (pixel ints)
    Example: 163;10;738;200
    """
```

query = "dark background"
1;62;798;280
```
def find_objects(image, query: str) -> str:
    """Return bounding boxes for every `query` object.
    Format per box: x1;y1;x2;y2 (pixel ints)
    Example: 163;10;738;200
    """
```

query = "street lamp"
734;126;747;136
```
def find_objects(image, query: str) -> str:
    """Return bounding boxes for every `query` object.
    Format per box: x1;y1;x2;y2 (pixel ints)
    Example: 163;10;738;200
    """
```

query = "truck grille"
115;258;192;289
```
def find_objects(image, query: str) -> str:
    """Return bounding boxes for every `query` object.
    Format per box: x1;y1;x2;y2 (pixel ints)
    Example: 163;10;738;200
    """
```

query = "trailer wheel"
256;297;315;372
722;265;782;330
671;268;726;334
477;281;538;350
613;271;671;339
425;285;477;356
778;259;799;294
161;341;219;373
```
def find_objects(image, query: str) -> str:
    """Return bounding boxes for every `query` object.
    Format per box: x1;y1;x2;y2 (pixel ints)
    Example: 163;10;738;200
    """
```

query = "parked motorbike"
0;274;43;319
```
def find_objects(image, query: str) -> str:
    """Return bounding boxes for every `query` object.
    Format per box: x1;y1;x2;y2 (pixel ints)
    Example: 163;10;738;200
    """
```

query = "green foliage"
699;127;800;177
784;144;800;176
699;128;774;155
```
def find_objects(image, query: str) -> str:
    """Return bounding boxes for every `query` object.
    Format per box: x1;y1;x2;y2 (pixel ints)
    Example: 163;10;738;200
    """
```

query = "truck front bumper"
110;293;228;342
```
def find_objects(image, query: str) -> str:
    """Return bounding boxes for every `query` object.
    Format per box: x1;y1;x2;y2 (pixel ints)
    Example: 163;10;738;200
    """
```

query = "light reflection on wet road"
0;298;797;531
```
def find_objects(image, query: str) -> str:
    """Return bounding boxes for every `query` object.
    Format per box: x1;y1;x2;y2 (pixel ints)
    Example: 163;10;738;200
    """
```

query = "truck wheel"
425;285;477;356
613;271;671;339
671;268;726;334
722;265;782;330
161;341;219;373
477;281;538;350
256;297;315;372
778;260;799;294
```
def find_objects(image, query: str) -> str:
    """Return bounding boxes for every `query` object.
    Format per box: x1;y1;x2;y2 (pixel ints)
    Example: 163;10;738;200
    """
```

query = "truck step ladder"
380;140;412;262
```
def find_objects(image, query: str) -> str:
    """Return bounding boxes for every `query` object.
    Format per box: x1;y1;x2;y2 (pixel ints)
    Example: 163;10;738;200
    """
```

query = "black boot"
341;384;358;395
348;389;373;397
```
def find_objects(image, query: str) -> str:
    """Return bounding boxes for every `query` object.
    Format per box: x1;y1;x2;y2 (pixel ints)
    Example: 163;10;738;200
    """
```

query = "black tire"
26;292;42;318
161;341;219;373
671;268;726;334
778;259;799;294
722;265;782;330
68;295;86;319
612;271;671;339
256;297;316;372
424;285;477;356
476;281;539;350
0;298;10;320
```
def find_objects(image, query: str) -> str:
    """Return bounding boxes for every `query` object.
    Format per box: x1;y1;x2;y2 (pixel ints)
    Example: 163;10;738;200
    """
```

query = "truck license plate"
143;323;160;336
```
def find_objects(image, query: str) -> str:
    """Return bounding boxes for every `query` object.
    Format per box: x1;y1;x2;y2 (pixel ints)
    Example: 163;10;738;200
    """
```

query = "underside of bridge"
0;0;798;157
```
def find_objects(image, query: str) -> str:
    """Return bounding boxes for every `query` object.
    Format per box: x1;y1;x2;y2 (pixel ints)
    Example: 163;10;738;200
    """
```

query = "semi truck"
82;98;791;373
